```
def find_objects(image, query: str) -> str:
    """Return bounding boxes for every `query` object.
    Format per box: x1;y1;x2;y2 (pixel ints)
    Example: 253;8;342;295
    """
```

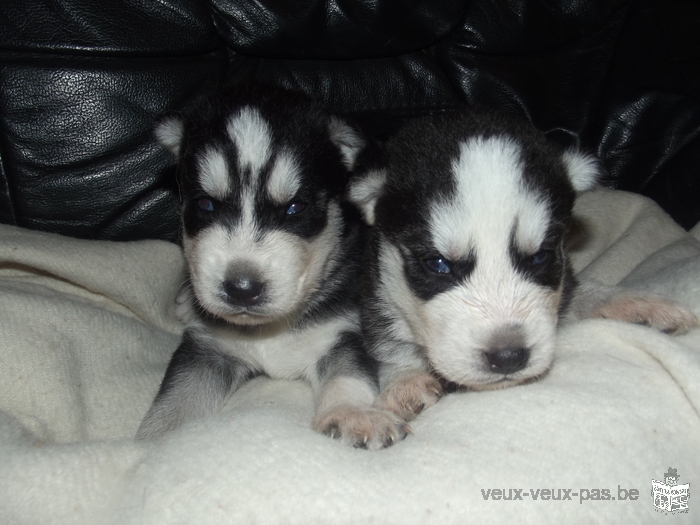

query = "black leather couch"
2;0;699;242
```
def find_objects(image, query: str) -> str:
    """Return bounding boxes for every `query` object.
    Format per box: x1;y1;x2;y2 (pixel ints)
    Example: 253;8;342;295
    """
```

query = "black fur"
143;329;257;435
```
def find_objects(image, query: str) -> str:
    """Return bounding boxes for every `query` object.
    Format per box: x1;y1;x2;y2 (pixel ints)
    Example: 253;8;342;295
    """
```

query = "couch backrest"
1;0;698;241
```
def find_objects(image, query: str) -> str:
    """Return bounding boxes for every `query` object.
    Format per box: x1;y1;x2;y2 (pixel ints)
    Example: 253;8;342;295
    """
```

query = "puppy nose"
484;347;529;375
222;275;265;306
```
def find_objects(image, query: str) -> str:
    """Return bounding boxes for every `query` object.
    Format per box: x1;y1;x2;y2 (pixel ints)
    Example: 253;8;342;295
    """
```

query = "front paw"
173;286;198;325
312;406;410;450
591;294;699;334
375;372;443;422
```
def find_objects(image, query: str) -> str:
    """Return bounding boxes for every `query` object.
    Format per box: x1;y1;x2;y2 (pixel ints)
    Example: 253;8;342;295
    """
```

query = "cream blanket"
1;188;698;524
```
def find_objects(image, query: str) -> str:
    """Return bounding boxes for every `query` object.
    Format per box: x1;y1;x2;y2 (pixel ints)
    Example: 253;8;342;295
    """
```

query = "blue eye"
530;250;551;266
424;257;452;274
285;201;307;215
196;198;215;212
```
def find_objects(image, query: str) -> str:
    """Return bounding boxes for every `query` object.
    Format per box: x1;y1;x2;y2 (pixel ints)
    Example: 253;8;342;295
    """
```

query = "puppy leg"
136;329;252;440
312;377;411;450
590;294;699;334
570;280;699;334
375;368;443;422
173;284;198;325
361;300;443;421
310;332;410;450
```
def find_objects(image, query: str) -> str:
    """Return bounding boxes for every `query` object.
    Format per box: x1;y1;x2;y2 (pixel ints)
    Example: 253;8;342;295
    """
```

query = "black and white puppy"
347;110;699;422
137;84;408;449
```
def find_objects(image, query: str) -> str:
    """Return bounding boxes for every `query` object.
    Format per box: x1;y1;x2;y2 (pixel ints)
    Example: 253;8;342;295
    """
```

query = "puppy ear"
346;169;387;226
328;117;365;170
154;115;185;157
562;149;601;192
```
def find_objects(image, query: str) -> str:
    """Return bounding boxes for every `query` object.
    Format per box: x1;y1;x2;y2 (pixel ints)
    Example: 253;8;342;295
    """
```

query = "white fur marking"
347;169;387;226
154;116;185;156
213;315;360;381
430;136;550;257
267;150;301;204
562;149;599;192
315;376;376;414
328;117;364;170
197;147;230;199
226;106;272;179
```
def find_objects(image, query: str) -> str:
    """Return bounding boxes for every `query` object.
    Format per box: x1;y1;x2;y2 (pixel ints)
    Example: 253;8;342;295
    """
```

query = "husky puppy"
347;110;698;422
137;84;408;449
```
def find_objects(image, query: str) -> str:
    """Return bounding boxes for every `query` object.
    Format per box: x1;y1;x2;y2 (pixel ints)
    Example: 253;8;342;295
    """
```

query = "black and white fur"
348;111;699;422
137;84;408;449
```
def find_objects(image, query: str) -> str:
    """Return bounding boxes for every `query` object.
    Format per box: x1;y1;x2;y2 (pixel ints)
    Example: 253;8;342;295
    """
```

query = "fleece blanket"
0;188;698;524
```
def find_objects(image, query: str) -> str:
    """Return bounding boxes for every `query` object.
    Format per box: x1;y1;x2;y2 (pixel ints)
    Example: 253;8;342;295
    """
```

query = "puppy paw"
173;287;197;325
376;372;443;422
312;406;410;450
591;294;699;334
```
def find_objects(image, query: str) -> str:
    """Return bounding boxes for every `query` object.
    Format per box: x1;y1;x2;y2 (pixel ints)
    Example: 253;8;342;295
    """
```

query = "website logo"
651;468;690;515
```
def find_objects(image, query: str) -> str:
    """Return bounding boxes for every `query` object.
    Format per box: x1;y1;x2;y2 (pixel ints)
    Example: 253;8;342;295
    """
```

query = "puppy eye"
423;257;452;274
285;201;307;215
529;250;551;266
195;197;215;212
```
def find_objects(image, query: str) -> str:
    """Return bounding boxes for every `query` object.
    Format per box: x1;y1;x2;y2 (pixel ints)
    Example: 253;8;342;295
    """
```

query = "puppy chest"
214;320;355;380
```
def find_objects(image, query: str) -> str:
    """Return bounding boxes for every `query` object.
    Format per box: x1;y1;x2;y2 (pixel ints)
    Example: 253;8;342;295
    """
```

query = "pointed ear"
346;169;387;226
328;116;365;170
154;115;185;157
562;149;601;192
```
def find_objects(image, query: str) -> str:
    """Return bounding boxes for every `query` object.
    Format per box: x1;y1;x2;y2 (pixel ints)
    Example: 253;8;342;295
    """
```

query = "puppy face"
350;112;599;389
157;86;362;325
